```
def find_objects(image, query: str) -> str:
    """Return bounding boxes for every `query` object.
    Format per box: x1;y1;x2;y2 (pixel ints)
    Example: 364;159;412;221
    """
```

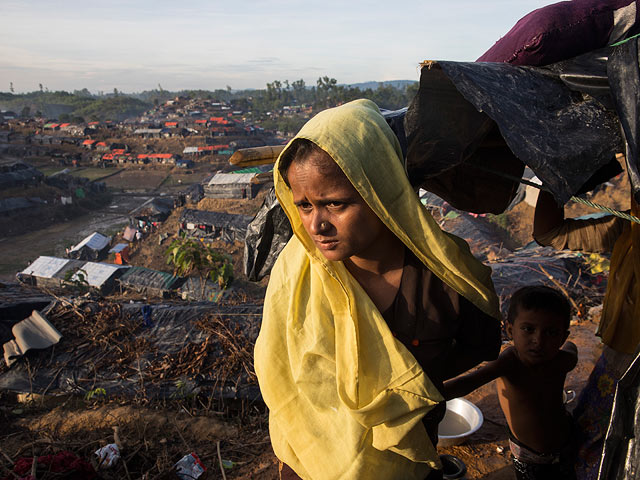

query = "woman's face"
287;150;389;263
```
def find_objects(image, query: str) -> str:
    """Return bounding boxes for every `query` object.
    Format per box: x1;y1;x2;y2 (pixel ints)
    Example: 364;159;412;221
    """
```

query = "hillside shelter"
17;256;126;294
67;232;111;261
179;208;252;243
204;172;260;199
0;162;44;190
108;243;130;265
129;197;174;227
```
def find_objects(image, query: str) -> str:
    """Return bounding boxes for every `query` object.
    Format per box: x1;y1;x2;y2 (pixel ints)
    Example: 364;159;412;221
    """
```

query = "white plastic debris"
175;452;206;480
94;443;120;468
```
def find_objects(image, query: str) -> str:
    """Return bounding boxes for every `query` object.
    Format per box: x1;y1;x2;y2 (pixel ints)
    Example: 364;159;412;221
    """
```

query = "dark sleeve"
454;295;502;361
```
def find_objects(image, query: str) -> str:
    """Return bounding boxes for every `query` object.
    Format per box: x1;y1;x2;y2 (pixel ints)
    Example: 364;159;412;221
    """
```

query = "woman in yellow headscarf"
254;99;501;480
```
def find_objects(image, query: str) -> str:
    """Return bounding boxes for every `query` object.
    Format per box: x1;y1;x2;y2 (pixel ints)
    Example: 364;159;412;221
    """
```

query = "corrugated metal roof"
207;172;256;186
70;232;110;252
73;262;126;287
133;128;162;134
21;256;69;278
109;243;129;253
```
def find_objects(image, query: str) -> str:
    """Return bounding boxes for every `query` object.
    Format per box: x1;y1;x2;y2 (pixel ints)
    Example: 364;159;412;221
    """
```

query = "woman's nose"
310;213;329;235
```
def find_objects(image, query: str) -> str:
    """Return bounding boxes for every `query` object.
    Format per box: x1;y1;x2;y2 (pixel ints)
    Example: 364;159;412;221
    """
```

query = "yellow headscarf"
254;99;500;479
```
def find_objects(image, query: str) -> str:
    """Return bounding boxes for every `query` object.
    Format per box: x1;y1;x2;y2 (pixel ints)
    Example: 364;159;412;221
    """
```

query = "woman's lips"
317;239;338;250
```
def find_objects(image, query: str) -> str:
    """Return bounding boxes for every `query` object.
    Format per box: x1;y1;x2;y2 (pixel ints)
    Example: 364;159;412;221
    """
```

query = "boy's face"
507;308;569;366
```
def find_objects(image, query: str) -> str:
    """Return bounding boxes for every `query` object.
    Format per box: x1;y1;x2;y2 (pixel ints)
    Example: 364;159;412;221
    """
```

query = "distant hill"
345;80;417;90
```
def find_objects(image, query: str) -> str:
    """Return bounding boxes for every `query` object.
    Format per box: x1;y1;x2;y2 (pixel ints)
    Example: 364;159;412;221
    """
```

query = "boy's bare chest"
499;366;566;404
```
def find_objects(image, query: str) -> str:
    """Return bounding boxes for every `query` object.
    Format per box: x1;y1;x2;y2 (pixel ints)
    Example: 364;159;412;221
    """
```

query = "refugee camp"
1;1;640;479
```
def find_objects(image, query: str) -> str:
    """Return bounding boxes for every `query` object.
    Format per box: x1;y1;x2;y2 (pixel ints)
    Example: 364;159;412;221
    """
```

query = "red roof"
149;153;173;159
195;119;207;124
82;139;96;145
96;141;107;147
88;121;99;125
137;154;148;159
165;121;178;127
48;123;59;128
59;123;71;128
102;154;114;160
112;149;126;155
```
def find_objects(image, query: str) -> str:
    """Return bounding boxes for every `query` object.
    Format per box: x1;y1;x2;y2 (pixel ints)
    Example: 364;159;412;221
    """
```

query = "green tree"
166;236;234;298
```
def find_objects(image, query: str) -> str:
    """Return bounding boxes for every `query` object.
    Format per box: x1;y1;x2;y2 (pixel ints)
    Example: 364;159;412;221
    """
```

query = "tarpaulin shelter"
17;256;86;290
17;256;127;294
67;232;111;261
179;209;252;243
108;243;130;265
405;0;640;211
129;197;174;227
116;266;183;298
0;162;44;190
122;225;138;242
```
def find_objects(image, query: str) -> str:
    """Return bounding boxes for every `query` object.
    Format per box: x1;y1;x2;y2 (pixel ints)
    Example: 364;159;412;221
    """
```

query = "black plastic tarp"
179;208;252;243
244;188;292;281
599;349;640;480
129;197;174;223
0;301;263;402
405;50;626;212
117;266;183;293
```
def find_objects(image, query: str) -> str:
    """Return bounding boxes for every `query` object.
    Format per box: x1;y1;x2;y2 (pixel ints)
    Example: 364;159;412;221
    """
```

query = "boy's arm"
442;347;514;400
557;340;578;372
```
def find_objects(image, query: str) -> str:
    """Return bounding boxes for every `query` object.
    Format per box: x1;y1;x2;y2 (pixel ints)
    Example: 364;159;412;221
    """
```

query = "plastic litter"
175;452;206;480
94;443;120;468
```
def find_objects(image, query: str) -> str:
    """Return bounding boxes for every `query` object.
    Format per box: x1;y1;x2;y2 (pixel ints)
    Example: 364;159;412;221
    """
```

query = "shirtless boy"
443;285;578;480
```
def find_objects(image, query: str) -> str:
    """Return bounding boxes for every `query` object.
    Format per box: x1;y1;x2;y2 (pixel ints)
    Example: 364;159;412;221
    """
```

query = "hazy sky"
1;0;559;94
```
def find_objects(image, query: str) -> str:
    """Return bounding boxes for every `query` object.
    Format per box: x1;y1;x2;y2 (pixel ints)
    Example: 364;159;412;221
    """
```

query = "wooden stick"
216;441;227;480
228;145;284;166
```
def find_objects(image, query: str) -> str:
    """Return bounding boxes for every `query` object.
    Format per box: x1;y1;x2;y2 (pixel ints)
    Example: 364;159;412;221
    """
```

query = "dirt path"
0;193;150;281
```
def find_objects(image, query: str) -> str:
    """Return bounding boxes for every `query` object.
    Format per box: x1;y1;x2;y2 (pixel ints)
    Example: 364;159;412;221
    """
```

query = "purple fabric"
478;0;639;66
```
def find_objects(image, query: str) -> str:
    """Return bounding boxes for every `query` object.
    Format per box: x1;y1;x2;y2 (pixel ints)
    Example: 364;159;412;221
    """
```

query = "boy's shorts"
509;433;577;480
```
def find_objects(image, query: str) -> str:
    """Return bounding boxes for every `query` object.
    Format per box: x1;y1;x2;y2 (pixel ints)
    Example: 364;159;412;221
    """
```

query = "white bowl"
437;398;484;447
